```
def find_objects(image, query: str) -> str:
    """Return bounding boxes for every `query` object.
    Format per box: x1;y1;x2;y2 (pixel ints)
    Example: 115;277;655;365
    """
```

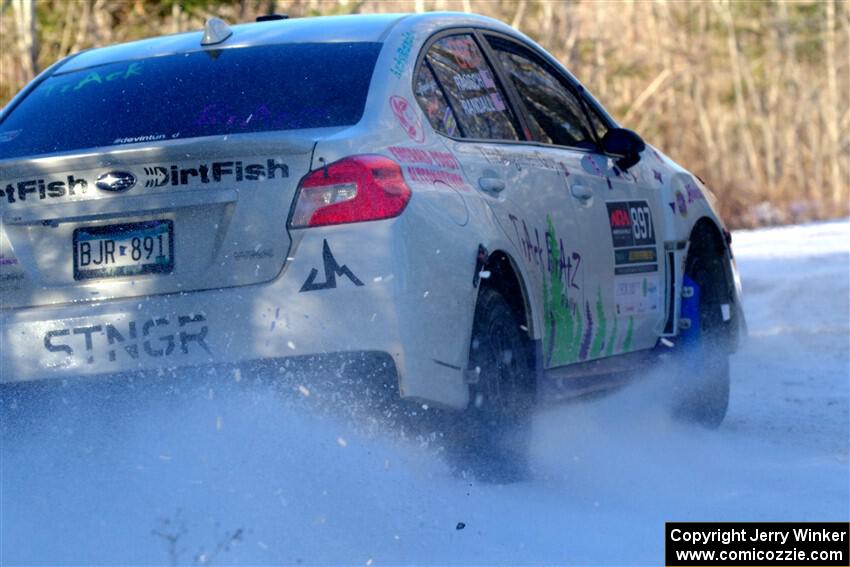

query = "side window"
423;34;519;141
490;39;596;149
414;62;460;137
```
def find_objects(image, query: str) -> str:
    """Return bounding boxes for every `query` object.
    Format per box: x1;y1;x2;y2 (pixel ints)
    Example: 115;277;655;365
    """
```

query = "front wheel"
443;288;535;483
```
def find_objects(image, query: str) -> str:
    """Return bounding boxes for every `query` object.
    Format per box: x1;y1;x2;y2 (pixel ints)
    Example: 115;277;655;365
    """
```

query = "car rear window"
0;42;381;160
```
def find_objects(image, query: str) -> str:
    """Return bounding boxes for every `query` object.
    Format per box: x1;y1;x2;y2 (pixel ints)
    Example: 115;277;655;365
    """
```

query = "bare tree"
0;0;847;227
11;0;37;83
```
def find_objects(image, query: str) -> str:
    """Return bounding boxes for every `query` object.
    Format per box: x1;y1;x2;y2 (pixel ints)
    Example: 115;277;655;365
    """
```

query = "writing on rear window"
41;62;143;96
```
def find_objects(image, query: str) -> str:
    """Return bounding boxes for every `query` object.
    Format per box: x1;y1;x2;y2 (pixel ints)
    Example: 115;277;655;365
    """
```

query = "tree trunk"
12;0;38;83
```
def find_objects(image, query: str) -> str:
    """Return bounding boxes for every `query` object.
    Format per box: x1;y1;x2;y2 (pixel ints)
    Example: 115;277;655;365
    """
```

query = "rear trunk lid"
0;136;313;309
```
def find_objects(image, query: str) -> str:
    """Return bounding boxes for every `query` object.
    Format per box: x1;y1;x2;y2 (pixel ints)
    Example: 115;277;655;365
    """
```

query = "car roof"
56;12;515;74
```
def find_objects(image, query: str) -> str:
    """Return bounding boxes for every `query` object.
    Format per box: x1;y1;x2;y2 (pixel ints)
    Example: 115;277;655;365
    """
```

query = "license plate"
73;220;174;280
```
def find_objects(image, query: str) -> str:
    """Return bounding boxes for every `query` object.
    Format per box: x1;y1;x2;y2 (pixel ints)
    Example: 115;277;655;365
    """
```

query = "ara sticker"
607;200;656;248
607;200;658;275
389;95;425;143
300;239;364;292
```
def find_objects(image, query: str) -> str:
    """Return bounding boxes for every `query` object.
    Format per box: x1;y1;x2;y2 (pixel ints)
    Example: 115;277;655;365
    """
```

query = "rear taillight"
289;155;411;228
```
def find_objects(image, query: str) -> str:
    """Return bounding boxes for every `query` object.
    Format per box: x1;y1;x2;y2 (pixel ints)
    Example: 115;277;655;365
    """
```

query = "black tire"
671;259;730;428
444;288;535;483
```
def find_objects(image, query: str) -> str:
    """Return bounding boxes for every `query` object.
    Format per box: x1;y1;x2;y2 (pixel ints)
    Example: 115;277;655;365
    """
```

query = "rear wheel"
444;288;535;483
671;257;730;428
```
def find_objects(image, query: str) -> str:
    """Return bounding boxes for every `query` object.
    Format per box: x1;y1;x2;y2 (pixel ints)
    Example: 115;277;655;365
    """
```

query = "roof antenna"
201;17;233;46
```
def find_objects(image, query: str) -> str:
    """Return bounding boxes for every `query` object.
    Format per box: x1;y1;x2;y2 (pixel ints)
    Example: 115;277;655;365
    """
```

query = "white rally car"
0;12;744;477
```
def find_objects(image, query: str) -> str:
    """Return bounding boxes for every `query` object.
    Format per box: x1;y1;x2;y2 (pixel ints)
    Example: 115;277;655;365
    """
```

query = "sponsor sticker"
389;95;425;143
685;181;705;203
300;240;364;292
614;274;661;316
388;146;470;191
44;313;211;365
607;200;660;313
0;158;288;204
607;200;656;249
675;189;688;217
389;32;415;78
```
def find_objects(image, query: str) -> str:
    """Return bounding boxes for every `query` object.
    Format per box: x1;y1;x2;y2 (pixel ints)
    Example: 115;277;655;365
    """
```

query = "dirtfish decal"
142;159;288;188
1;158;288;203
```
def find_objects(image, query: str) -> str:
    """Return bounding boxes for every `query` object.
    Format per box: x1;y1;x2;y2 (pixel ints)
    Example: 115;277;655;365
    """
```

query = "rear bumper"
0;220;473;409
0;351;403;434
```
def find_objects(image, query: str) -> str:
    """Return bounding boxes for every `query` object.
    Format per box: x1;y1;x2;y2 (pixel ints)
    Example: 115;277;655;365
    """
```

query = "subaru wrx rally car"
0;12;744;476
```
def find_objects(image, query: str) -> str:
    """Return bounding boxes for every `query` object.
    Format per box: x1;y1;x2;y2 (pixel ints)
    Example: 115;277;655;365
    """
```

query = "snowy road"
2;219;848;565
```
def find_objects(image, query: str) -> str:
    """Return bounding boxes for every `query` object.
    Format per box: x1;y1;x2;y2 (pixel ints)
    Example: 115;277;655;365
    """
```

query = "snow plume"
0;368;450;565
1;219;848;565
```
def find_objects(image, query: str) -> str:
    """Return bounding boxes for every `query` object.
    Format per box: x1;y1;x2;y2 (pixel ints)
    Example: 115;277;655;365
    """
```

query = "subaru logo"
96;171;136;193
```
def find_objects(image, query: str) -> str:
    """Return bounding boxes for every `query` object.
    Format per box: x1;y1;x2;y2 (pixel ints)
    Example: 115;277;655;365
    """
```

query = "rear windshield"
0;42;381;160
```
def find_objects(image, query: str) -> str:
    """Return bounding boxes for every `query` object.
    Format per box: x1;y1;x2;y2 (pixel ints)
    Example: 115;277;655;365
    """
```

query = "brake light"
289;155;411;228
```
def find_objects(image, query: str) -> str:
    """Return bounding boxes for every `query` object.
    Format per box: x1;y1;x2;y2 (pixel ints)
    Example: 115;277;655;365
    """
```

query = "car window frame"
411;26;620;154
479;31;619;142
481;31;608;153
411;27;530;145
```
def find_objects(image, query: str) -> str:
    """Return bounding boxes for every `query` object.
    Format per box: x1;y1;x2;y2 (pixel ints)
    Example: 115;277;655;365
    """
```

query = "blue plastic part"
680;274;701;346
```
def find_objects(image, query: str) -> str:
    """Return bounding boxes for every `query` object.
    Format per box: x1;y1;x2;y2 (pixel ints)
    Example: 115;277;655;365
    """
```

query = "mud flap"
679;274;701;348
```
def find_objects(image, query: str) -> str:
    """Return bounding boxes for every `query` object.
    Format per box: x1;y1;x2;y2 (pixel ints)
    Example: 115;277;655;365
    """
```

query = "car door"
413;31;596;368
484;34;665;361
575;97;670;354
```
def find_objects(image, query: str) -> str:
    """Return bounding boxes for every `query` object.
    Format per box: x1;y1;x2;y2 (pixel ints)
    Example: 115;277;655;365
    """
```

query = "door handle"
570;184;593;201
478;176;506;193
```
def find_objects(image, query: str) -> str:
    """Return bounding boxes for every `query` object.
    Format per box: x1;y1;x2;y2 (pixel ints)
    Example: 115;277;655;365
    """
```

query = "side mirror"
601;128;646;171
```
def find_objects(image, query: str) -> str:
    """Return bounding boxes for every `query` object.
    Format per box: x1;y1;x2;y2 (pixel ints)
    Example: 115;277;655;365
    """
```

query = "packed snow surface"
2;219;848;565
